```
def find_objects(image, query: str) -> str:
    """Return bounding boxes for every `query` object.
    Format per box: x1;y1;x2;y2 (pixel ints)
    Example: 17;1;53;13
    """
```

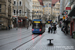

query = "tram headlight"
39;29;41;31
32;29;34;31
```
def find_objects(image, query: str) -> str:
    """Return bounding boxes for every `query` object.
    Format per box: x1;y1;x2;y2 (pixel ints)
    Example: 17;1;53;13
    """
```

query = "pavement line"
26;33;48;50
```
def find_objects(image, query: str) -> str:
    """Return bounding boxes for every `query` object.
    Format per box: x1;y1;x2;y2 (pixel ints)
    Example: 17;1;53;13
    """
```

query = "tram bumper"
32;29;42;34
32;31;42;33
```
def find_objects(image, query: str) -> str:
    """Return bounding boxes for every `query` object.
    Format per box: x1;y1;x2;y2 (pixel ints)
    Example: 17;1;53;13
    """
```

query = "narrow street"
0;25;75;50
0;0;75;50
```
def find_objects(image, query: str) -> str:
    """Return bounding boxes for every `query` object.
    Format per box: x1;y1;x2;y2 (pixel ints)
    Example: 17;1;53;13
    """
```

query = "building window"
14;10;16;15
19;1;21;6
19;10;21;14
14;1;16;5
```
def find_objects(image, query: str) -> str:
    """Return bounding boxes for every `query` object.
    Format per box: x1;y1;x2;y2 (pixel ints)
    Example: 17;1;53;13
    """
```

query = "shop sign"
66;7;71;10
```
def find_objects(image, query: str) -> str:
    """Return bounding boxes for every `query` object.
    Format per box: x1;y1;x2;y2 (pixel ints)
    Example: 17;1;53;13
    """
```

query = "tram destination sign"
34;21;40;23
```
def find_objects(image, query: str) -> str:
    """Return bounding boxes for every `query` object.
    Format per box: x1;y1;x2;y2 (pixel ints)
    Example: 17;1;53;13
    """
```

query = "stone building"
52;1;60;22
0;0;13;29
43;0;52;20
32;0;43;19
13;0;32;27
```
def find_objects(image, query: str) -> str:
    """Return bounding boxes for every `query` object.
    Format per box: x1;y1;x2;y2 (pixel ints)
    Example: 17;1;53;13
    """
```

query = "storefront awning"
68;5;75;17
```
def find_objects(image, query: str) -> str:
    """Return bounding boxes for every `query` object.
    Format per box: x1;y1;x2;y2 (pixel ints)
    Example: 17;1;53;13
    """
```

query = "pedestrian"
30;23;31;26
54;25;56;33
48;27;51;33
65;26;68;35
8;25;10;30
51;25;53;33
48;25;51;33
27;25;28;29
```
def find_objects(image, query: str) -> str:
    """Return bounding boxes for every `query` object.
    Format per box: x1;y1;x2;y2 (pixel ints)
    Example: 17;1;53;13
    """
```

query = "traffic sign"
63;10;68;15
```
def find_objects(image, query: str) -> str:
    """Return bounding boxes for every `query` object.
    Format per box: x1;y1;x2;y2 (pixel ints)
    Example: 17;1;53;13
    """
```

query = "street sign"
63;16;65;19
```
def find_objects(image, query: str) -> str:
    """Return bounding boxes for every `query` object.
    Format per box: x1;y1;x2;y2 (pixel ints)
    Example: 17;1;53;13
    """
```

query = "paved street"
0;0;75;50
0;27;39;50
0;25;75;50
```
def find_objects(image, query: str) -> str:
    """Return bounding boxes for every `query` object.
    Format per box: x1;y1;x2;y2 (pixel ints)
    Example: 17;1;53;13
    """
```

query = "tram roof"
32;19;42;21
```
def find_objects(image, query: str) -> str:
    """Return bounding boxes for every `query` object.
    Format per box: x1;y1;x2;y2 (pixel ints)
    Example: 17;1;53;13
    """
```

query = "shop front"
18;17;27;27
68;5;75;37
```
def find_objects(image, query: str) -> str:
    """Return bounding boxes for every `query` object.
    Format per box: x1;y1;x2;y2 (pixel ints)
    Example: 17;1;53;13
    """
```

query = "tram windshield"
32;23;42;29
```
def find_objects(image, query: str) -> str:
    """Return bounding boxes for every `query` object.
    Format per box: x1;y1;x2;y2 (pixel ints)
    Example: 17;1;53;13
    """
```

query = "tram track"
26;34;45;50
0;33;33;47
12;35;39;50
14;34;46;50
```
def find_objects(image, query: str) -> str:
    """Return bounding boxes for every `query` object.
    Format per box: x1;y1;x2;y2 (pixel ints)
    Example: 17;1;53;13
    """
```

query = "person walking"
51;25;53;33
8;25;10;30
65;26;68;35
54;24;56;33
27;25;29;29
48;24;53;33
48;25;51;33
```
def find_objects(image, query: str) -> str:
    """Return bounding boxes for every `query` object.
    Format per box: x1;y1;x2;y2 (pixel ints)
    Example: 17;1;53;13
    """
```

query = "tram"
32;19;45;34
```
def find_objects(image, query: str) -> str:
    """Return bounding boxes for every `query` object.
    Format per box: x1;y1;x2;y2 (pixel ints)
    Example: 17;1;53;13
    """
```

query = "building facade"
43;0;52;20
52;1;60;22
59;0;75;38
13;0;32;27
0;0;13;29
68;0;75;37
60;0;64;18
32;0;43;19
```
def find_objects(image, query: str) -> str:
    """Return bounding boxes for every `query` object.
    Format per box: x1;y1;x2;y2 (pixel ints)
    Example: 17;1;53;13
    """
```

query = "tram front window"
32;23;41;29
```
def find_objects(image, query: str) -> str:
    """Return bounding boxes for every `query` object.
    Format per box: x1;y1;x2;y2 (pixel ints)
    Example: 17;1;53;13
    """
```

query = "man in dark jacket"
54;25;56;33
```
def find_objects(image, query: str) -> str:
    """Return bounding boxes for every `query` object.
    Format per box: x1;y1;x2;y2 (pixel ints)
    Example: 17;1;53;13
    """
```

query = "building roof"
52;0;59;6
38;0;59;6
52;0;59;4
38;0;43;6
